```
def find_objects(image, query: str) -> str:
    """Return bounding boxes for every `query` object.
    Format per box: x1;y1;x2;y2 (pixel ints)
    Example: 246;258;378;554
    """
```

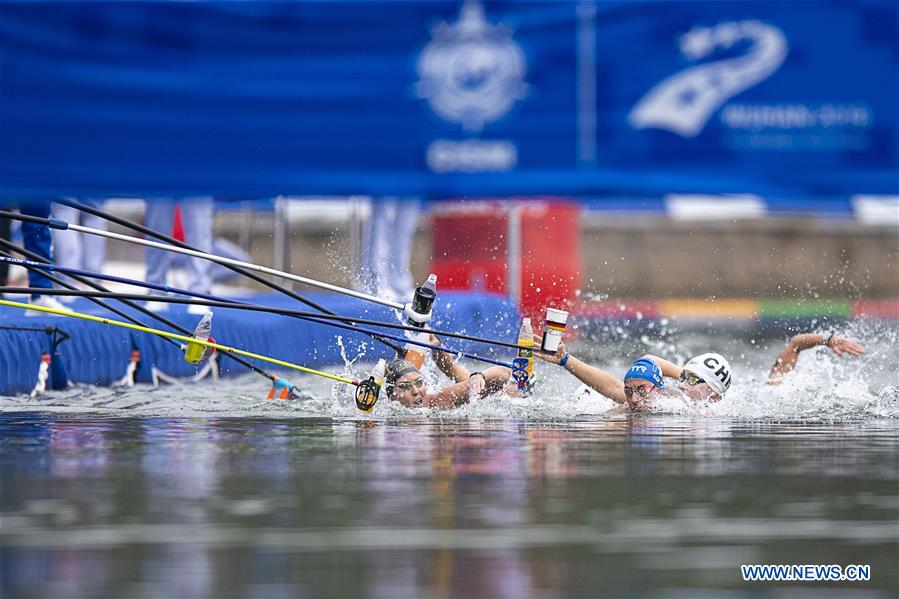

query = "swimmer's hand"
430;334;454;370
827;336;865;358
468;372;487;395
533;335;567;365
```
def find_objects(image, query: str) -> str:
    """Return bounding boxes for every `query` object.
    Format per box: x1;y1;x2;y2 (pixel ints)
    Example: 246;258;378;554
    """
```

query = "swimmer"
537;340;731;412
640;333;862;391
647;332;862;385
618;357;668;413
536;344;670;412
768;332;864;381
384;351;511;409
539;330;863;409
639;352;731;402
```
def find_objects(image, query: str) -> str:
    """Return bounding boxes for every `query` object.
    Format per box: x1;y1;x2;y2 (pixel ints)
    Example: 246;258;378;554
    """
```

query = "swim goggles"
623;383;656;398
394;377;425;393
679;371;706;386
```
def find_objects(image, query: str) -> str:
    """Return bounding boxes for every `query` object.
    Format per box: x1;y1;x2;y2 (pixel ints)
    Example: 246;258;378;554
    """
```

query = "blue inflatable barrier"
0;291;520;396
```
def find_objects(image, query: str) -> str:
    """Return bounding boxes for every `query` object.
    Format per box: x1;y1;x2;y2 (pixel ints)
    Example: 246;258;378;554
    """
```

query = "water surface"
2;325;898;597
2;414;897;597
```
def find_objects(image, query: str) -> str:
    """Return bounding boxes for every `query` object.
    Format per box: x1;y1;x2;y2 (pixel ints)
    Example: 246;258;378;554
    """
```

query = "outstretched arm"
430;335;470;383
769;333;865;379
535;339;627;404
642;354;682;379
428;365;511;409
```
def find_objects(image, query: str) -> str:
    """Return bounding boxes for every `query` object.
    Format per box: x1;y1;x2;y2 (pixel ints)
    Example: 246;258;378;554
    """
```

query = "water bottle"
356;358;387;413
370;358;387;388
184;311;213;364
403;274;437;367
515;318;534;394
407;273;437;328
30;353;51;397
404;330;430;369
541;307;569;353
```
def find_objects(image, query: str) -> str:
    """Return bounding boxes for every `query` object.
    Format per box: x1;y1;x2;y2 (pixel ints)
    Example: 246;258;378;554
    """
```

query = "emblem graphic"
416;1;528;131
629;20;788;137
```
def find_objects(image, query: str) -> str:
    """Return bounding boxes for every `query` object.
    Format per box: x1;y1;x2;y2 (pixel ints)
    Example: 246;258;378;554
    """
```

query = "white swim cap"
683;353;732;395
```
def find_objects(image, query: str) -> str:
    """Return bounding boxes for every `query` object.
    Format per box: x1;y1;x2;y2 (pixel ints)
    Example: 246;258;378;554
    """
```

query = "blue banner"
0;1;896;200
594;0;899;198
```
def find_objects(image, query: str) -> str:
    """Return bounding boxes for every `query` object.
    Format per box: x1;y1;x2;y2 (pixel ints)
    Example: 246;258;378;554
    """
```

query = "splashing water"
2;320;896;422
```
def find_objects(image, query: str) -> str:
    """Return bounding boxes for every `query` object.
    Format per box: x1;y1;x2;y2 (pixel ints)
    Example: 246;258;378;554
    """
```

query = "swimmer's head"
384;358;427;407
623;358;664;412
680;353;731;401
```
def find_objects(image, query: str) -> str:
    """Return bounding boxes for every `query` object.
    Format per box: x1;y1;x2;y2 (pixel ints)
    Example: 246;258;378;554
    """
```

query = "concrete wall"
105;209;898;299
576;216;899;298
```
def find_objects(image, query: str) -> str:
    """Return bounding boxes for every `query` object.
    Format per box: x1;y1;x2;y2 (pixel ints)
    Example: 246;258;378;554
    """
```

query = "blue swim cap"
624;358;664;388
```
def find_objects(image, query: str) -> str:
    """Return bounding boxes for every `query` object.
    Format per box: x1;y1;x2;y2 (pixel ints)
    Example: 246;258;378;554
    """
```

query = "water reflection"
1;414;897;597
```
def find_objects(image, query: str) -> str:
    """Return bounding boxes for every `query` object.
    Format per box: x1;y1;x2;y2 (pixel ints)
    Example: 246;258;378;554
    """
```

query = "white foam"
3;319;896;422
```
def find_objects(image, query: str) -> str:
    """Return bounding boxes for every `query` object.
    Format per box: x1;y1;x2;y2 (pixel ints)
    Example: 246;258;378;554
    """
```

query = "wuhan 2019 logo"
629;19;873;152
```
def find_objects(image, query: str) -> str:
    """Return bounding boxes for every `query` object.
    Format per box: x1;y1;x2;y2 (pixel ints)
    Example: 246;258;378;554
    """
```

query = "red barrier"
853;299;899;319
431;199;582;319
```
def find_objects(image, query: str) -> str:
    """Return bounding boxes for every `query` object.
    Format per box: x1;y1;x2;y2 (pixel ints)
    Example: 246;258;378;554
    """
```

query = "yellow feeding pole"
0;299;358;386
